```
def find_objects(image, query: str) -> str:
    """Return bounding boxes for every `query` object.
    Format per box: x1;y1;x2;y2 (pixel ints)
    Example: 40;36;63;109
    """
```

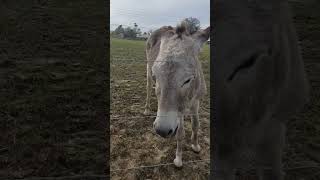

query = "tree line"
111;17;201;40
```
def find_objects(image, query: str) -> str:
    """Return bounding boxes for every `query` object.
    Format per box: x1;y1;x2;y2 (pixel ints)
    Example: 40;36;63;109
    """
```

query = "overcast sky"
110;0;210;32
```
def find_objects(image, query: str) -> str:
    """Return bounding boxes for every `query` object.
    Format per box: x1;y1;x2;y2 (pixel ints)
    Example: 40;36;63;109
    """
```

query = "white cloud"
110;0;210;32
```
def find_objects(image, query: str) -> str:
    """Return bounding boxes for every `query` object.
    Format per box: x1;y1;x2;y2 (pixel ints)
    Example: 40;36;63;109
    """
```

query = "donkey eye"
182;78;191;87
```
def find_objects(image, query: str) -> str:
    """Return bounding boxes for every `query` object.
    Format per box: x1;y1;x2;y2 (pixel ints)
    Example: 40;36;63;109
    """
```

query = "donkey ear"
192;26;210;48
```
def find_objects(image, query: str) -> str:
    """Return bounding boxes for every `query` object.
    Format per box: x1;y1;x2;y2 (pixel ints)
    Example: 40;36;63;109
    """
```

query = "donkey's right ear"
192;26;210;48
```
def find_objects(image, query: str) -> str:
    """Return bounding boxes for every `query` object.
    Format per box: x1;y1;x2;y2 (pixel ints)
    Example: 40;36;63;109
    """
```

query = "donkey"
144;22;210;167
212;0;309;179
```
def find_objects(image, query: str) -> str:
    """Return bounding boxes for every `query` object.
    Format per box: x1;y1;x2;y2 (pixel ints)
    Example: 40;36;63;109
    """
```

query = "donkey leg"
144;62;152;115
174;116;185;167
191;100;201;153
257;121;286;180
174;138;183;167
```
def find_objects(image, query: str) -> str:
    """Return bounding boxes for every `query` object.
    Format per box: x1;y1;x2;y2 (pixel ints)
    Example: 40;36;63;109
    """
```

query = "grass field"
110;38;211;179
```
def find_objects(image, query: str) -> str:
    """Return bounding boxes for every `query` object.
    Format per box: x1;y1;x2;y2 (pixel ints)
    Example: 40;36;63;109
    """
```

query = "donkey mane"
176;22;188;38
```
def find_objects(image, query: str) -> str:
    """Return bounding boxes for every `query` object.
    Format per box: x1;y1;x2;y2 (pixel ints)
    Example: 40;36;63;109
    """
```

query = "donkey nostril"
168;129;172;135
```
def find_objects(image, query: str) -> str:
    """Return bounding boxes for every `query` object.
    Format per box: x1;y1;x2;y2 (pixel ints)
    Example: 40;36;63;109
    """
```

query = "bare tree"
182;17;201;34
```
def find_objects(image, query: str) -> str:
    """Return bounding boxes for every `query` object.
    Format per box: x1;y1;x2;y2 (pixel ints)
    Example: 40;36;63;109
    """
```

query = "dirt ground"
0;1;108;178
110;38;210;179
281;1;320;179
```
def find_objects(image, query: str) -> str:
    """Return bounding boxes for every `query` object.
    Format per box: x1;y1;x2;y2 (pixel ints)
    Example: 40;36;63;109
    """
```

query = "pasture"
110;38;211;179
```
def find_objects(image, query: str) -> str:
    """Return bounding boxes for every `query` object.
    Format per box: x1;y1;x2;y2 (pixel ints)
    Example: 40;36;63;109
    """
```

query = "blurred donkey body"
212;0;309;179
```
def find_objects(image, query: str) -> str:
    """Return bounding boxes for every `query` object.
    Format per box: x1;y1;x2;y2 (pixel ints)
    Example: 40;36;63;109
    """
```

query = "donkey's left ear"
192;26;210;48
